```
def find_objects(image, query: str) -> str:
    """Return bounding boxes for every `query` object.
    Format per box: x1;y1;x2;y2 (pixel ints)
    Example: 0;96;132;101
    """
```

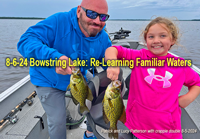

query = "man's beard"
79;13;102;37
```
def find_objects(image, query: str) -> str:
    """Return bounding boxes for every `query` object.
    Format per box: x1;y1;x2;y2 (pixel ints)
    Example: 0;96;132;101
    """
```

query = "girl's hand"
106;66;120;81
178;86;200;108
105;47;120;80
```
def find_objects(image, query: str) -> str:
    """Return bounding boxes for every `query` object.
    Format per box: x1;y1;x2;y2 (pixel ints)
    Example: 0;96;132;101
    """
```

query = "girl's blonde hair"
142;17;180;47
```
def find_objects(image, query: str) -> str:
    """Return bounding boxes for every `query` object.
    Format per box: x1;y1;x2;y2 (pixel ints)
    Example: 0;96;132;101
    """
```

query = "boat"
0;28;199;139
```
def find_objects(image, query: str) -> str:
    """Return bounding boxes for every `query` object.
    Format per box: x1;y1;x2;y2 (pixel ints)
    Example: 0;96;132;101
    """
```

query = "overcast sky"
0;0;200;20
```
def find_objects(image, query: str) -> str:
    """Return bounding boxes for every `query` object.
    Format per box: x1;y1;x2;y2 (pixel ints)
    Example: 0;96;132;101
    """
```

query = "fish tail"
109;125;118;139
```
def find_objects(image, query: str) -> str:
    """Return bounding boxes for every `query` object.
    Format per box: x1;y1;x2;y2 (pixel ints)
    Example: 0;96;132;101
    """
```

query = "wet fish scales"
67;67;93;114
102;80;126;139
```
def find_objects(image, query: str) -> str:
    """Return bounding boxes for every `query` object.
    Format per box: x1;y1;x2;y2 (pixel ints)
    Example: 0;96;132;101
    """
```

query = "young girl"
105;17;200;139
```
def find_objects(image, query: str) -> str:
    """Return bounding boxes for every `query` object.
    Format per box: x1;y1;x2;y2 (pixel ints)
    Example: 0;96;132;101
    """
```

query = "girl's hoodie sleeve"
184;66;200;88
17;13;63;60
112;45;141;60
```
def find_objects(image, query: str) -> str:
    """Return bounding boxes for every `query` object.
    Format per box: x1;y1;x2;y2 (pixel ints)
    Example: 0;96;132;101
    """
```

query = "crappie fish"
67;67;93;114
102;80;126;139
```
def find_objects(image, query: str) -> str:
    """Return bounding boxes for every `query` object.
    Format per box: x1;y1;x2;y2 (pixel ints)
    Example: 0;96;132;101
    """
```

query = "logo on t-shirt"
144;68;173;88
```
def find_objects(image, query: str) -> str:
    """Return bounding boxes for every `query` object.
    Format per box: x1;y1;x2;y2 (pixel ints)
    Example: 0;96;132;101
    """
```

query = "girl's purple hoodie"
113;46;200;139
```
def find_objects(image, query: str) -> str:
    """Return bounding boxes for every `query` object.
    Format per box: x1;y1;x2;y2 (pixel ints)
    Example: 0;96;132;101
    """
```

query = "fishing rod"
0;91;37;131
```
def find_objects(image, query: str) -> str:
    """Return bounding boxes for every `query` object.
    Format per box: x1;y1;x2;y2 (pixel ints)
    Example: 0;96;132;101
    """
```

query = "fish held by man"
67;67;93;114
102;80;126;139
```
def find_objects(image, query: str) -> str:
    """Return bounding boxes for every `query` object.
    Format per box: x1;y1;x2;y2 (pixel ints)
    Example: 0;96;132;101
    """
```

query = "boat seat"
123;73;131;99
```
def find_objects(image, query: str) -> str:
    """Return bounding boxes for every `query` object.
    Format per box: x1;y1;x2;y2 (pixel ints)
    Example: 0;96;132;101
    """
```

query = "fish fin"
73;84;79;92
103;107;109;124
109;125;118;139
119;105;126;124
86;87;93;101
66;84;70;91
71;95;79;105
80;105;89;114
108;99;113;108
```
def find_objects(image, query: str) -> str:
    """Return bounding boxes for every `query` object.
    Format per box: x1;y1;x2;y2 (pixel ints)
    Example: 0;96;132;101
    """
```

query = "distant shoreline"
0;17;45;20
0;17;200;21
108;19;200;21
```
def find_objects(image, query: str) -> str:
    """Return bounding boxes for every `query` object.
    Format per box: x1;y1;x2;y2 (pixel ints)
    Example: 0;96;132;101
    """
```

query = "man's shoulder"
51;12;69;19
50;7;77;20
101;29;109;37
99;29;110;42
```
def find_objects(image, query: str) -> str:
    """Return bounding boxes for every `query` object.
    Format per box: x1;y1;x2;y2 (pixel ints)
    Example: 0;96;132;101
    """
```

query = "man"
17;0;111;138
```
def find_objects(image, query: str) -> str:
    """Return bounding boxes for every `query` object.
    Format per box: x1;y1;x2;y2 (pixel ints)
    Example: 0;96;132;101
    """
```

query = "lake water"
0;19;200;93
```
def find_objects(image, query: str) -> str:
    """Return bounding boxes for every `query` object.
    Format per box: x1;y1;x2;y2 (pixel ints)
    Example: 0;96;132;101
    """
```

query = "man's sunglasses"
81;7;109;22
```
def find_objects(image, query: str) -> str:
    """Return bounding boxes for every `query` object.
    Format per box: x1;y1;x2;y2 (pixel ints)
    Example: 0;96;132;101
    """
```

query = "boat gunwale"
0;75;30;102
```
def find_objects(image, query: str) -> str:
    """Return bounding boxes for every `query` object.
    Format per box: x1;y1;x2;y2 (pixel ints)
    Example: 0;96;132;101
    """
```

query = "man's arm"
17;13;63;61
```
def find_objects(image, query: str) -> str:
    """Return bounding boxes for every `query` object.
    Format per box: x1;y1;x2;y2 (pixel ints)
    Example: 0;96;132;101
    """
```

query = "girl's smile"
146;23;175;56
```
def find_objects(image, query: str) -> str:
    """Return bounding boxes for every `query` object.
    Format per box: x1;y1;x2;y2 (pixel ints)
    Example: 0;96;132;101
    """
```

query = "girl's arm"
179;86;200;108
105;47;118;61
105;47;120;80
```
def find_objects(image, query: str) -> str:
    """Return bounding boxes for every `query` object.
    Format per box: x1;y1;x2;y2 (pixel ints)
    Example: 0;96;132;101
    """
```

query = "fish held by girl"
102;80;126;139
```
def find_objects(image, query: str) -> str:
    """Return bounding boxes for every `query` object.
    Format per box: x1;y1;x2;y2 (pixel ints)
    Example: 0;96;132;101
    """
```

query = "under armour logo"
40;95;47;101
144;68;173;88
70;43;94;60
